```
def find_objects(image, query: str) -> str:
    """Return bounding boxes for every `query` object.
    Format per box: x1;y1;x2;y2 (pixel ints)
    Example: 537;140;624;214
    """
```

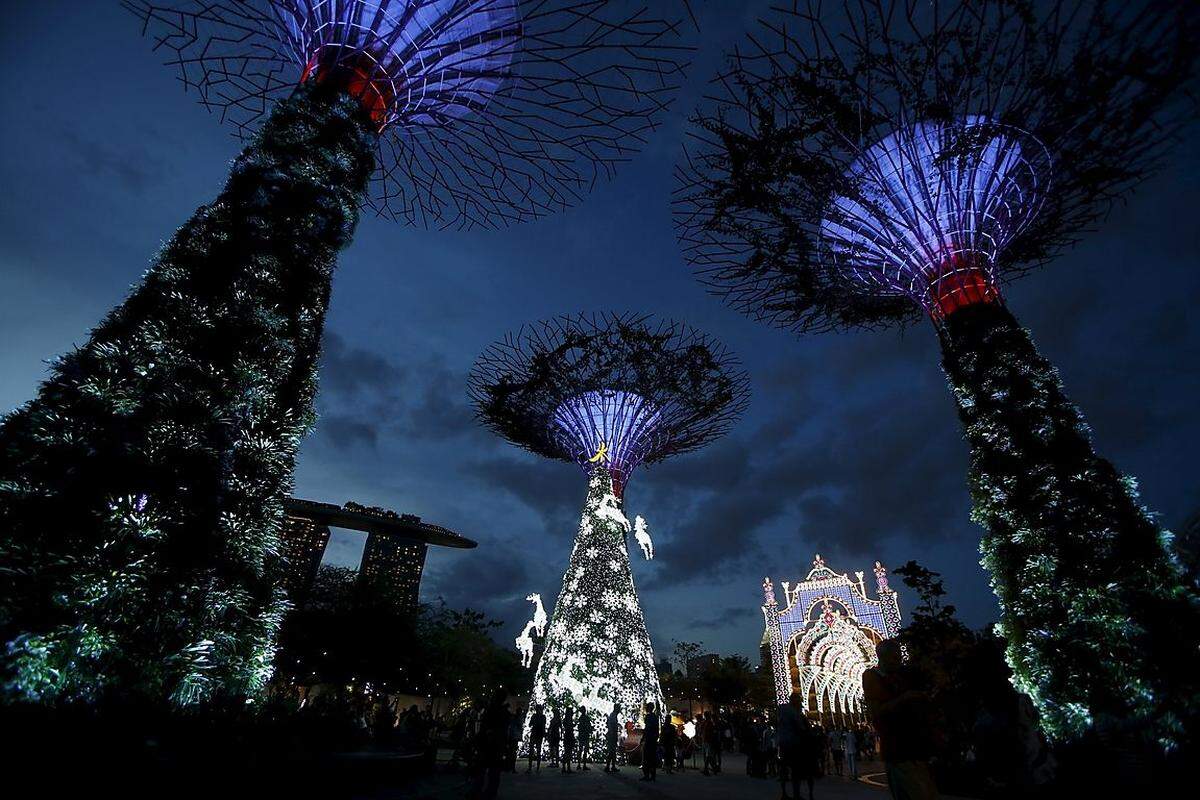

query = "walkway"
378;753;909;800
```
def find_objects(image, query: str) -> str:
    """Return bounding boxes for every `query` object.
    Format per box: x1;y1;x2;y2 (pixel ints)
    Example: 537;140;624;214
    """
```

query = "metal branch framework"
468;312;749;481
673;0;1198;331
128;0;695;229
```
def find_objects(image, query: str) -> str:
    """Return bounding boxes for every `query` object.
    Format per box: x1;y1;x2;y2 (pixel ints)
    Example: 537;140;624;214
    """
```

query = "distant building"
278;513;332;600
360;526;427;609
761;554;902;718
279;498;476;608
656;657;675;678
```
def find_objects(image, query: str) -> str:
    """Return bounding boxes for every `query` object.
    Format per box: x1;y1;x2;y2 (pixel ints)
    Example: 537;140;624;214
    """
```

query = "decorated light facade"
762;555;901;715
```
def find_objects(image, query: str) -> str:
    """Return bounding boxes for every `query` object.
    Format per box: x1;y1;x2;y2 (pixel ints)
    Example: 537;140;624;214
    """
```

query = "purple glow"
819;117;1049;314
275;0;519;126
550;390;663;479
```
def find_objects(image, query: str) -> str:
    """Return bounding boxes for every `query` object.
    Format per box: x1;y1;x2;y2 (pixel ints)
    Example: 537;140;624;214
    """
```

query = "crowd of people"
419;690;890;800
352;637;953;800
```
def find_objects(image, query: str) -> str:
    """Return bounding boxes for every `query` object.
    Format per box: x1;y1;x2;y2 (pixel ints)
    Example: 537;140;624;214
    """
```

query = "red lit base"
301;48;394;128
927;256;1001;320
609;467;628;499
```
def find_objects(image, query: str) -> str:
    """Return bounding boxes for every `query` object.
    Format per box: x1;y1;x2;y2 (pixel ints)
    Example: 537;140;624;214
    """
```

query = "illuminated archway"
762;554;902;711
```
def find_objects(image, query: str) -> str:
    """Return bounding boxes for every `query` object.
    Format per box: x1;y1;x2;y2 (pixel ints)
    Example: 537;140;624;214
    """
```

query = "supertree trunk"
525;469;663;757
940;302;1200;747
0;82;376;705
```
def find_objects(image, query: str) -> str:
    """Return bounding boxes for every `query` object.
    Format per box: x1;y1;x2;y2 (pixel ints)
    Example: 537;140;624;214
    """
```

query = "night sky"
1;2;1197;663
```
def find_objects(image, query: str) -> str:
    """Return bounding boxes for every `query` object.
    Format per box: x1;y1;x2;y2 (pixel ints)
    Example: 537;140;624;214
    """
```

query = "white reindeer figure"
515;620;537;668
526;592;547;637
595;492;631;532
633;515;654;560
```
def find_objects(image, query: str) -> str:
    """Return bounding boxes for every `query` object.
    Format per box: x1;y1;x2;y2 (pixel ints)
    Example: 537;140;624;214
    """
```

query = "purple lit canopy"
673;0;1197;332
276;0;519;127
819;117;1049;317
131;0;695;227
469;313;749;491
551;390;663;476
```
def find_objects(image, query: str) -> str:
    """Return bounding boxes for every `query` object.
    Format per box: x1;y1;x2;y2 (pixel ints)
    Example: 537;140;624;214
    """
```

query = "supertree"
673;0;1200;749
0;1;694;706
469;313;748;753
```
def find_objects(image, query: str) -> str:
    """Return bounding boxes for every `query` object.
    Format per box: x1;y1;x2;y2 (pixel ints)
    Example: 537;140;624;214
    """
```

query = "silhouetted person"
845;727;859;780
577;710;593;770
641;701;660;781
863;639;939;800
605;706;621;772
507;705;524;771
527;704;547;772
661;713;677;774
468;688;510;800
548;708;562;767
778;691;819;800
830;728;845;777
562;707;575;773
702;711;721;775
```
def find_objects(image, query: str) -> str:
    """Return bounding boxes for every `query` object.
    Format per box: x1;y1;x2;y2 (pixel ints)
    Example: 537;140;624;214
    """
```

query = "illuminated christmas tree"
0;1;693;705
469;313;748;752
674;0;1200;748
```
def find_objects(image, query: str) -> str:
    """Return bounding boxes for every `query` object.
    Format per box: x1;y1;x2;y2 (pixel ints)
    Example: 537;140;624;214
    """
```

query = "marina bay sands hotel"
278;498;476;608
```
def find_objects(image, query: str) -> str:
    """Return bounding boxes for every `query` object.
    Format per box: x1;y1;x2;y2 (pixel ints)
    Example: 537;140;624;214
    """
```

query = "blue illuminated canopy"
819;117;1049;317
277;0;519;127
551;390;663;477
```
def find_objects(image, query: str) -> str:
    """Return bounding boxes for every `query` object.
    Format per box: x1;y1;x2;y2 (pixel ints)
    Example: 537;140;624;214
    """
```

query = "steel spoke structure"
130;0;696;228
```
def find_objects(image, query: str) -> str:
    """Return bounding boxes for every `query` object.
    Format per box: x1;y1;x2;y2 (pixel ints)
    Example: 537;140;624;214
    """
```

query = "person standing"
778;691;819;800
830;728;845;777
845;727;859;780
527;704;547;773
507;706;524;772
764;722;778;778
467;688;511;800
604;706;621;772
577;710;593;771
702;711;721;776
862;639;939;800
562;706;576;773
661;712;677;774
547;707;562;768
641;701;660;781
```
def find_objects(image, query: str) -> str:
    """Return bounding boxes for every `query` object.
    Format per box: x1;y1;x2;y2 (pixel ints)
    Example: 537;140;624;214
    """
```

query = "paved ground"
387;753;903;800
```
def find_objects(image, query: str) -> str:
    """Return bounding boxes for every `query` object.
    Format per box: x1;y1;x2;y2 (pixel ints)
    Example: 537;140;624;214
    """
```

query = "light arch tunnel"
762;555;902;718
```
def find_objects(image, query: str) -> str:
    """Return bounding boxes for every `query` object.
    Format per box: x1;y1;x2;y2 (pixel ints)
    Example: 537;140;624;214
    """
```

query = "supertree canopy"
131;0;695;227
469;313;748;752
674;0;1200;750
0;2;693;707
819;116;1048;319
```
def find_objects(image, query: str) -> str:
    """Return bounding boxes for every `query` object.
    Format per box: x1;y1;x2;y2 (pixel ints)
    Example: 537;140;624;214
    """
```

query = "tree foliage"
273;566;525;701
942;305;1200;749
0;83;376;706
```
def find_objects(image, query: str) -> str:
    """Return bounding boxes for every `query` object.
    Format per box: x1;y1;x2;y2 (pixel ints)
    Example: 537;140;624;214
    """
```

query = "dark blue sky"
1;2;1197;662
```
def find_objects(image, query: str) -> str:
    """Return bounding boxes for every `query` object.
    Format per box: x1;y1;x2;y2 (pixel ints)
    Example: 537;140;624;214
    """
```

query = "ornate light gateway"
762;555;902;715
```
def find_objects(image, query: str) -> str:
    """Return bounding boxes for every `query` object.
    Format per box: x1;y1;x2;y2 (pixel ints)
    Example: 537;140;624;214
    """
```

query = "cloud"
461;454;582;532
313;332;478;452
690;605;758;631
319;413;379;450
59;127;167;194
